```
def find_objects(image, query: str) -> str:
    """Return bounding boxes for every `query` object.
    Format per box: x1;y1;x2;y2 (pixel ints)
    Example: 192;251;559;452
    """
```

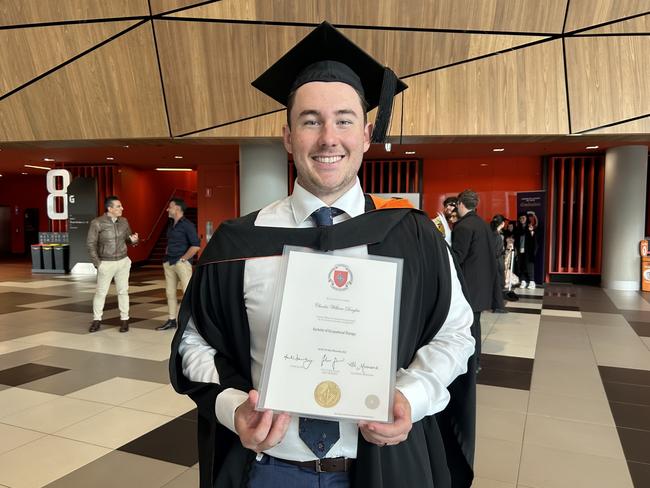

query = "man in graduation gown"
169;22;476;488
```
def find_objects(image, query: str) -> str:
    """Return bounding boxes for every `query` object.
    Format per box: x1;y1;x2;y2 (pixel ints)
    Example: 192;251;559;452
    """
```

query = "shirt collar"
290;178;365;225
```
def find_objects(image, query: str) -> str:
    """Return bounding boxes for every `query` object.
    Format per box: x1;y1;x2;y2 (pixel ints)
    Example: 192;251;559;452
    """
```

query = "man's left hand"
130;233;139;243
358;390;412;447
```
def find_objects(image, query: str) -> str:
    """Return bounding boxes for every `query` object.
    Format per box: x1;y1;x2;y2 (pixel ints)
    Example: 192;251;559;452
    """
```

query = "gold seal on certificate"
314;381;341;408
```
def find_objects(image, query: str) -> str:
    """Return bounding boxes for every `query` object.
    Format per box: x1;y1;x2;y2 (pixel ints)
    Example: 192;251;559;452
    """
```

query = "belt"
273;456;354;473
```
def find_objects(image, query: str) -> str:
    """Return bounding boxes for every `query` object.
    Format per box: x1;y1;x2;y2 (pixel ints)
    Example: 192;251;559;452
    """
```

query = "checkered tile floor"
0;261;649;487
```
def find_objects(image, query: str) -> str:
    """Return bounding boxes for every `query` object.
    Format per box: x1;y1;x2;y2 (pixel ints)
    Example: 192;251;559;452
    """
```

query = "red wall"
422;156;543;221
118;167;197;262
0;174;49;254
197;162;239;249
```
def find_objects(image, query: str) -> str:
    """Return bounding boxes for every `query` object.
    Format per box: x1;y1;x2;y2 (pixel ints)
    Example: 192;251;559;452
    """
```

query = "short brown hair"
457;189;479;210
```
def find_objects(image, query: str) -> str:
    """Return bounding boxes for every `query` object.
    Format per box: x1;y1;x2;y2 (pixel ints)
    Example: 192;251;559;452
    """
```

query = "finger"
259;413;291;450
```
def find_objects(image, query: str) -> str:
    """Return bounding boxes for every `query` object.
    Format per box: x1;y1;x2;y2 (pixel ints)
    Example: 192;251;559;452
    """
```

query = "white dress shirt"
179;179;474;462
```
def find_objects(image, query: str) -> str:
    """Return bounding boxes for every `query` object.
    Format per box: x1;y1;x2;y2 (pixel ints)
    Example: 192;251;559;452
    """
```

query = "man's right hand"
234;390;290;453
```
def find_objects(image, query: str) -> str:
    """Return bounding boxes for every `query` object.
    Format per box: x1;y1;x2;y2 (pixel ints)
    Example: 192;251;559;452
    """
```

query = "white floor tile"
0;435;109;488
56;406;171;449
67;377;165;405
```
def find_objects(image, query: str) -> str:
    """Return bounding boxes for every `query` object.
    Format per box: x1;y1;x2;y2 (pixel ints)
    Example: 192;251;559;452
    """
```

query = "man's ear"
363;122;373;152
282;125;293;154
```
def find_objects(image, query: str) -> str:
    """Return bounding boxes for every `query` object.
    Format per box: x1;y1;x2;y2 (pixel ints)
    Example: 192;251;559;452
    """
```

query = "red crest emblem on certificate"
328;265;353;290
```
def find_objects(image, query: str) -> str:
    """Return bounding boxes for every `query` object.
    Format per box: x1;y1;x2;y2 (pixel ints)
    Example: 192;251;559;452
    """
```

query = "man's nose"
318;122;337;146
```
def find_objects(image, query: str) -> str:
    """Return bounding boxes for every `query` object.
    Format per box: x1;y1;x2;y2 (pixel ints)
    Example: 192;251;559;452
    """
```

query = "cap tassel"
371;68;398;143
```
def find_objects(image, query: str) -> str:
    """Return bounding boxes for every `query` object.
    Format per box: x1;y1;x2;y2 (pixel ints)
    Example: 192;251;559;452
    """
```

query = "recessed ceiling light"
106;157;114;160
585;145;599;150
155;168;192;172
480;163;489;167
123;145;129;148
44;158;55;161
492;148;505;152
174;155;183;159
21;172;28;175
25;164;51;170
405;151;416;155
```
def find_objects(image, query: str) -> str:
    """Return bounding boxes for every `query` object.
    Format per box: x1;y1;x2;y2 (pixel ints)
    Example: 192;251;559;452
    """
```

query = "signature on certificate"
283;353;313;369
321;354;344;371
348;360;380;376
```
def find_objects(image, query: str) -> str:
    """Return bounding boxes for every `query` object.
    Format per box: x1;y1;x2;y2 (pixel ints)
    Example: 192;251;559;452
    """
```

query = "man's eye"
303;119;320;126
337;120;353;126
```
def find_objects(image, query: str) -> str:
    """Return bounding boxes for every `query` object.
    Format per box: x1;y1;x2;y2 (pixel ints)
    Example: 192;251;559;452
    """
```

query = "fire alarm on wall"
205;187;213;198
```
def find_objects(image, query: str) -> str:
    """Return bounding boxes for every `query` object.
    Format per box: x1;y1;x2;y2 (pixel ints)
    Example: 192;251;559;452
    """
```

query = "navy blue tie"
310;206;343;227
299;206;343;458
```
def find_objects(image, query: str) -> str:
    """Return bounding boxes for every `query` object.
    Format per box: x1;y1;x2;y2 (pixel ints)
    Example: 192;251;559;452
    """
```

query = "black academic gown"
169;196;476;488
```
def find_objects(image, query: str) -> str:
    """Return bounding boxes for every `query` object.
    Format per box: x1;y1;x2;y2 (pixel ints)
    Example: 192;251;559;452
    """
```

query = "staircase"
148;207;198;264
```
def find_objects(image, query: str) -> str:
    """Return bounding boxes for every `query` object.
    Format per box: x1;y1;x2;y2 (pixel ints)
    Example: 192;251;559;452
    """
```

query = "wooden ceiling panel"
565;0;649;33
150;0;209;15
156;21;312;136
566;36;650;133
399;40;568;136
187;111;286;138
588;116;650;134
0;0;149;27
171;0;566;33
0;24;168;142
158;21;546;136
577;13;650;34
0;21;138;96
341;28;545;77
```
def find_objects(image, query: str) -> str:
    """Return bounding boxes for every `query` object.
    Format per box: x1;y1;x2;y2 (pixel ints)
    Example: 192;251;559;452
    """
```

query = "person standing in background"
452;190;497;371
157;198;200;331
86;196;139;333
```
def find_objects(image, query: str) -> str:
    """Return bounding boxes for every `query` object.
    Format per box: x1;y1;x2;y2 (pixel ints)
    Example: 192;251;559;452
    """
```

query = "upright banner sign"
46;169;72;220
67;177;98;269
517;191;546;285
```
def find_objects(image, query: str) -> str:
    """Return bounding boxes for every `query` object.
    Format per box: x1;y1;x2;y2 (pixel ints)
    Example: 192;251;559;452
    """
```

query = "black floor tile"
118;416;198;466
609;402;650;431
0;292;68;314
542;304;580;311
180;408;197;422
599;366;650;387
628;321;650;338
617;427;650;464
0;362;68;386
477;367;531;391
603;381;650;406
503;307;541;315
627;461;650;488
480;354;534;373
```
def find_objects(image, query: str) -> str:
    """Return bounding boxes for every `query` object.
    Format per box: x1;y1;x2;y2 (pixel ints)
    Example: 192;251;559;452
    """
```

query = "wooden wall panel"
156;21;311;136
565;0;650;33
0;21;138;96
399;41;568;136
566;36;650;133
578;13;650;34
0;0;149;27
589;117;650;134
0;24;168;141
172;0;567;33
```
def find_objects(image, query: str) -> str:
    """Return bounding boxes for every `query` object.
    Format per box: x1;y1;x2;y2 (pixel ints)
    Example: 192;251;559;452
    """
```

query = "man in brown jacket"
86;196;139;333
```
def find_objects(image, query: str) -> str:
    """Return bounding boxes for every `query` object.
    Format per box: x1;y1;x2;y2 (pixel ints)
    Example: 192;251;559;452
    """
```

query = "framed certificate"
257;246;402;423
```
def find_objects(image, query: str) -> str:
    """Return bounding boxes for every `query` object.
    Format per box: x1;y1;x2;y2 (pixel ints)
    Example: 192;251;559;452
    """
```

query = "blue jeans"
248;455;351;488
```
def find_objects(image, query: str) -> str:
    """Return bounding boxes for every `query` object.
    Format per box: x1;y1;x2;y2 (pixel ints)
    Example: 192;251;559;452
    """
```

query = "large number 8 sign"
46;169;72;220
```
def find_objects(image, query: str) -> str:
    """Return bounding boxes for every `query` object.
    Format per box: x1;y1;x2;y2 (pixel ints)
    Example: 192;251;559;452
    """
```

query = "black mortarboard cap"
251;21;408;143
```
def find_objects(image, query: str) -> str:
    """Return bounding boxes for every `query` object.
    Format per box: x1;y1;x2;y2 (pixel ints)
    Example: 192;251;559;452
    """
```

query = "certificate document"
257;247;402;422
